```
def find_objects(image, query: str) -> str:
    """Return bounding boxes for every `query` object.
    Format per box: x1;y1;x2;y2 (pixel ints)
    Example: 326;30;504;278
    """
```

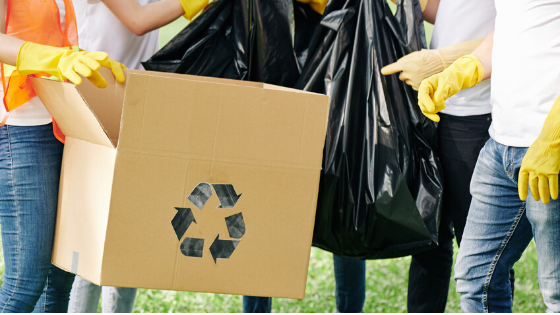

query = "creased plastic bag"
144;0;443;260
296;0;444;259
143;0;321;87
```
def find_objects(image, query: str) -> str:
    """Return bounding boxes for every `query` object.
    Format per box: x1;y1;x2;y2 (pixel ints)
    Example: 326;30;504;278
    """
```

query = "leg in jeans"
455;139;539;312
0;124;75;312
243;296;272;313
33;265;76;313
68;276;102;313
407;113;491;312
333;254;365;313
407;239;453;313
68;277;138;313
102;286;138;313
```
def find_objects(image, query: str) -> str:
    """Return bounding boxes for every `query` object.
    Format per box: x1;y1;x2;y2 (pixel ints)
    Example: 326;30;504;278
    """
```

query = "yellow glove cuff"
436;38;484;68
180;0;209;21
451;55;484;89
296;0;328;15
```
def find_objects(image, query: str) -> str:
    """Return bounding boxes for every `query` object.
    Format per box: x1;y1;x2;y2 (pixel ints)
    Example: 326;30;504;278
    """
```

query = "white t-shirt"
489;0;560;147
74;0;160;70
0;0;66;126
430;0;496;117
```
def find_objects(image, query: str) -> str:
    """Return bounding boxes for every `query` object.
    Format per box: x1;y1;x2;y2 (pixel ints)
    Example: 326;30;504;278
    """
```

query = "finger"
550;174;559;200
381;61;403;75
109;60;126;83
432;78;450;109
405;80;419;91
539;174;550;204
78;56;101;72
73;61;93;78
87;71;108;89
61;69;82;85
398;72;411;82
529;172;540;201
420;110;440;122
518;172;529;201
86;51;109;62
418;83;436;113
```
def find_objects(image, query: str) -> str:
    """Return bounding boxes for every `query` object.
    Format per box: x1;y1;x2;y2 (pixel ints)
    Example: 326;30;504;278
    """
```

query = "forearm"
0;34;24;66
422;0;439;24
0;4;24;67
102;0;185;36
471;30;494;80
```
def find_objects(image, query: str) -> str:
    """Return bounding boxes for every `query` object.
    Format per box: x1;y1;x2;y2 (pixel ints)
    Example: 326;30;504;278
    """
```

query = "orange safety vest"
1;0;78;142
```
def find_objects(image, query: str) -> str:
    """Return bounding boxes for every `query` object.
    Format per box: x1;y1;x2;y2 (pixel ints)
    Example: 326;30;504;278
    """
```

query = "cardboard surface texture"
30;68;329;299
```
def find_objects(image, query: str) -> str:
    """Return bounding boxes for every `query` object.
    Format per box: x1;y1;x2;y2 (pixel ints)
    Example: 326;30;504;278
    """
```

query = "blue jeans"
455;138;560;312
243;254;366;313
68;276;137;313
0;124;75;312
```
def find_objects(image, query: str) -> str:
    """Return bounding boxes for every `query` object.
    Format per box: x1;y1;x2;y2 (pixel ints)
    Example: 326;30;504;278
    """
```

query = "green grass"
129;242;543;313
0;237;544;312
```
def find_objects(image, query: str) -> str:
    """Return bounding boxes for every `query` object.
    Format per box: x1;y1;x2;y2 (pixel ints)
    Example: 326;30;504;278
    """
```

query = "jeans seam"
42;272;49;312
506;148;515;179
481;202;525;312
1;126;21;312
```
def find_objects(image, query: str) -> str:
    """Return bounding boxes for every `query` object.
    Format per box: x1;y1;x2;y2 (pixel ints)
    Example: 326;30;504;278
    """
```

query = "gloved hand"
417;55;484;122
518;94;560;204
178;0;209;20
98;58;127;85
389;0;428;11
296;0;328;14
381;39;483;90
16;42;125;88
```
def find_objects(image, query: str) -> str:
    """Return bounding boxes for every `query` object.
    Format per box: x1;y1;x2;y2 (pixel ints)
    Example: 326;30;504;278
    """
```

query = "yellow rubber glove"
518;95;560;204
389;0;428;12
98;58;127;84
179;0;209;21
296;0;328;15
417;55;484;122
16;42;123;88
381;39;483;91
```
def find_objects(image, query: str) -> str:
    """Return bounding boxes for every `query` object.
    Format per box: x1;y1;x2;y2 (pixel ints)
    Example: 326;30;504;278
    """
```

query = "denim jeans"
68;276;137;313
0;124;75;312
455;138;560;312
243;254;365;313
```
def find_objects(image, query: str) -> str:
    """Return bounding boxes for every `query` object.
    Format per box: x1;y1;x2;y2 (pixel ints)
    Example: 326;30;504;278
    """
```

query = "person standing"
0;0;124;312
417;0;560;311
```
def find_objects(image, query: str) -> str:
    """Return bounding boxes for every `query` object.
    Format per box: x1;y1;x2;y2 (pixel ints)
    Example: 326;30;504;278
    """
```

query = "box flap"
30;77;115;148
76;68;126;146
117;72;330;169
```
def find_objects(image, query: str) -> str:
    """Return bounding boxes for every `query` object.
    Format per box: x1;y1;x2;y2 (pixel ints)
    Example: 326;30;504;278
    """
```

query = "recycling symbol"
171;183;245;263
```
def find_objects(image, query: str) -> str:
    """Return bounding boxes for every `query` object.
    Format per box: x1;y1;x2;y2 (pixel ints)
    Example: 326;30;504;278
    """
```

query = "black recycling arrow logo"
171;183;245;264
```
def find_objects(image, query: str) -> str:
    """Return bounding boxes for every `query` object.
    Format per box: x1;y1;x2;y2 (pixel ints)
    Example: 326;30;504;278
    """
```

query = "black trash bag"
143;0;322;87
296;0;444;259
142;0;251;80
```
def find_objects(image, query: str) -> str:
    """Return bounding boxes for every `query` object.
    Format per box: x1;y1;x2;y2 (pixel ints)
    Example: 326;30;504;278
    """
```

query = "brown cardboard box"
30;69;329;299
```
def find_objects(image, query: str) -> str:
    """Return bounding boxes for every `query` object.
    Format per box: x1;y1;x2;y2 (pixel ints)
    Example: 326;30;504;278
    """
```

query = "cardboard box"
30;69;329;299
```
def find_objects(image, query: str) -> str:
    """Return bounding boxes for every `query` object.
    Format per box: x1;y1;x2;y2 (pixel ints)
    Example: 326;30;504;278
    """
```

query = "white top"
490;0;560;147
430;0;496;117
74;0;160;70
0;0;66;126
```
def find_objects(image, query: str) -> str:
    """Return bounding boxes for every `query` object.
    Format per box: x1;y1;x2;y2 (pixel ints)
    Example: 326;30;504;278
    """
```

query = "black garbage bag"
143;0;321;87
142;0;251;80
296;0;444;259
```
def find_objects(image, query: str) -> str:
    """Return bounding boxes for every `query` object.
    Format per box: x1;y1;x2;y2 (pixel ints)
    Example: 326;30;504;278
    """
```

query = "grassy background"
133;242;544;312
